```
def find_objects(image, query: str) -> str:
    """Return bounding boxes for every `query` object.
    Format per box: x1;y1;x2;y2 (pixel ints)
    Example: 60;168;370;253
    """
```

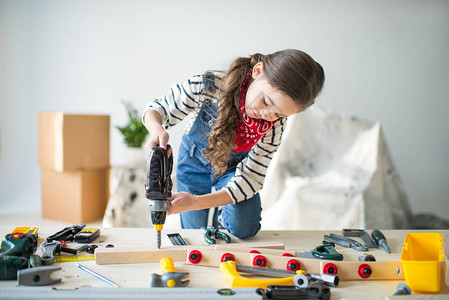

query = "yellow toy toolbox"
400;232;445;293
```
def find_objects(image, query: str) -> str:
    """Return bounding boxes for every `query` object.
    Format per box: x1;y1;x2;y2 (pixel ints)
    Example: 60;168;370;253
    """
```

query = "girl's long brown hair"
204;49;325;175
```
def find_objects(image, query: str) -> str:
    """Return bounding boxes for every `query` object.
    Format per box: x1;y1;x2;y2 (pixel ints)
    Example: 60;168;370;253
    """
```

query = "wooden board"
212;241;285;249
185;248;405;280
95;247;187;264
186;248;321;274
214;245;296;256
318;260;404;280
95;241;285;265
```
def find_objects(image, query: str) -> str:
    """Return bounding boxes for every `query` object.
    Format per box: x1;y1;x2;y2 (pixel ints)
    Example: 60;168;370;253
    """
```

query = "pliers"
324;233;368;252
201;225;231;244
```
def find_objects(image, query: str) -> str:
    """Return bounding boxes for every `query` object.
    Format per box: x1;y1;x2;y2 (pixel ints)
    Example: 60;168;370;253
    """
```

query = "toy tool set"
1;145;446;299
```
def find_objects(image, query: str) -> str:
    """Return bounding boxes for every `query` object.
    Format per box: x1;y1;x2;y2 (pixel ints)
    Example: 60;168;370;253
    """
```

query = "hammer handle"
160;257;176;273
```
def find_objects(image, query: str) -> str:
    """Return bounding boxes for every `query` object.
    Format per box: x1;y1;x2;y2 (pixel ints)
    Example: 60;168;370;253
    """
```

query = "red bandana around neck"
233;72;277;152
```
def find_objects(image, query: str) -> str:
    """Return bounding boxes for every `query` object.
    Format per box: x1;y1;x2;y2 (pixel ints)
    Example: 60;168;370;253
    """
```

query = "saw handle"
219;260;296;289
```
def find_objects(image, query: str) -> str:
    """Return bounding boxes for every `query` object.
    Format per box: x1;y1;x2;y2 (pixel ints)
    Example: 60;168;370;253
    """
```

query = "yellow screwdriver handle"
160;257;176;274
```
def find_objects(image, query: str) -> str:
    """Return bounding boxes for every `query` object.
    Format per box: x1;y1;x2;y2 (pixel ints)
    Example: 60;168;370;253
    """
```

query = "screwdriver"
371;229;391;254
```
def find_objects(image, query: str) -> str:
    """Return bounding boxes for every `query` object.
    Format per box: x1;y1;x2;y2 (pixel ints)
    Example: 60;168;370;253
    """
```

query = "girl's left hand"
167;192;199;214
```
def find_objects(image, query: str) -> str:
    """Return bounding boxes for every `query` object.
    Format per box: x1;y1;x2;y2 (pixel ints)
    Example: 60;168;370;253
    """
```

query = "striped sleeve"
142;75;204;129
224;117;288;203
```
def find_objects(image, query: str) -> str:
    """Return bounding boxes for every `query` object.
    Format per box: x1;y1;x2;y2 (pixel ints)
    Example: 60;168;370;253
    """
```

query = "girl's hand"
145;126;169;151
143;110;170;151
167;192;199;214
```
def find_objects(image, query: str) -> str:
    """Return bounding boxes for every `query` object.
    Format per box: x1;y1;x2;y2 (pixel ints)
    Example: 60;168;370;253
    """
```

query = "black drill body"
145;145;173;248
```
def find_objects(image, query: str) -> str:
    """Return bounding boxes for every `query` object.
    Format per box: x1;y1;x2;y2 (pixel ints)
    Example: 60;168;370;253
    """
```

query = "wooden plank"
95;241;285;265
185;248;405;280
220;241;285;249
95;247;187;265
319;260;404;280
186;248;320;274
186;248;252;267
250;252;321;274
214;245;295;256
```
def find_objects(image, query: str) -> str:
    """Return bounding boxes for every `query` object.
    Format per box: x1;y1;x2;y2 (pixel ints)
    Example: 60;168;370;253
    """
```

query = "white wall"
1;0;448;221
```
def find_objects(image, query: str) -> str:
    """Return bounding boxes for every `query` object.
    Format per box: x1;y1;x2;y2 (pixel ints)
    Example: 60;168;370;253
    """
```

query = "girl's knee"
227;224;260;239
220;212;261;239
180;210;209;229
219;198;262;239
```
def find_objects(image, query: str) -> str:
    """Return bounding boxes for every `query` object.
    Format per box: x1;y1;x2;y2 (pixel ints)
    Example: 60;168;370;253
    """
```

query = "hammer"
150;257;189;287
18;266;62;286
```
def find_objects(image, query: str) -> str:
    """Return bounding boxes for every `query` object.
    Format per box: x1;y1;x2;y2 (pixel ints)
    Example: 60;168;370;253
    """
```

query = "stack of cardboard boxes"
38;112;110;223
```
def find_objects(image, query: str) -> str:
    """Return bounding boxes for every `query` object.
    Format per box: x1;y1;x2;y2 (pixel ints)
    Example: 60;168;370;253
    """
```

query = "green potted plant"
116;100;149;166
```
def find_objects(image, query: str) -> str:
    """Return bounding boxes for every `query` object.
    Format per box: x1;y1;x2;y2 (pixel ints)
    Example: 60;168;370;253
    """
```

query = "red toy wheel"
252;255;267;267
188;250;202;264
286;259;301;271
358;264;372;278
221;253;235;262
323;263;338;275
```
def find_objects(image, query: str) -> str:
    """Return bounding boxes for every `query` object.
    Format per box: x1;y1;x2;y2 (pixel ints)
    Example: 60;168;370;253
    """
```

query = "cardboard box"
41;168;109;223
38;112;110;172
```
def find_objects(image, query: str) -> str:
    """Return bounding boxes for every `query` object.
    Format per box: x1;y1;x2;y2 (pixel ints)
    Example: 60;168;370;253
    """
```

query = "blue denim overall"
177;101;262;239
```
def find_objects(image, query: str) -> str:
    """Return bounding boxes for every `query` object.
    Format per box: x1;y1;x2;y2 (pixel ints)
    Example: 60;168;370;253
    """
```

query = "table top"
0;225;448;299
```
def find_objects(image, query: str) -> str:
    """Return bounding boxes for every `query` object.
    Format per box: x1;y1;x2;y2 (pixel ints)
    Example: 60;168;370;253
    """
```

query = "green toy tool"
201;226;231;244
297;244;344;261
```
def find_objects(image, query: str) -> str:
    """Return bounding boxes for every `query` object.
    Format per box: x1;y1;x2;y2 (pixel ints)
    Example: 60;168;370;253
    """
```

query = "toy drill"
0;227;39;280
145;145;173;249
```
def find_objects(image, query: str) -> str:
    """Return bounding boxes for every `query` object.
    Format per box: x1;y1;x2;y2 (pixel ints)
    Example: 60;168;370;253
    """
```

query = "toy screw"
358;254;376;261
393;283;411;295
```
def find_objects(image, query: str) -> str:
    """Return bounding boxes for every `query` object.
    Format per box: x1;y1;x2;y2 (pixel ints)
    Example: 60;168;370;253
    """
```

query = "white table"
0;225;448;299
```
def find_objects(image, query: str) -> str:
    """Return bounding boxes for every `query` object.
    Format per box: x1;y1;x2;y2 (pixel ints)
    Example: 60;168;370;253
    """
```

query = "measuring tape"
54;255;95;263
0;287;262;299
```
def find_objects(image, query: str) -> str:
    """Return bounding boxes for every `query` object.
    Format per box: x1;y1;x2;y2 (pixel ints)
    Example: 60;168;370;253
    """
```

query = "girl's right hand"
145;126;170;151
143;110;170;151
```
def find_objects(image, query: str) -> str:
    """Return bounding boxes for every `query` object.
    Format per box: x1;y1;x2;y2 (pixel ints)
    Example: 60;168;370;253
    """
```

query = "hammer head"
18;266;62;286
150;272;189;287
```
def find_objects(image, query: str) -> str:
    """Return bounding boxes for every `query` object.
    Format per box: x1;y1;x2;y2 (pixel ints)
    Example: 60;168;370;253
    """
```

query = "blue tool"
77;263;119;287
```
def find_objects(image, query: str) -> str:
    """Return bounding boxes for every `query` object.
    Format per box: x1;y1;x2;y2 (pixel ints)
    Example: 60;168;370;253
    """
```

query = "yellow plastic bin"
400;232;445;293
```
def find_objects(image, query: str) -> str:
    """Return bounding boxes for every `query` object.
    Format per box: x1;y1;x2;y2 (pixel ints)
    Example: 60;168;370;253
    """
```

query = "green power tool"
0;227;39;280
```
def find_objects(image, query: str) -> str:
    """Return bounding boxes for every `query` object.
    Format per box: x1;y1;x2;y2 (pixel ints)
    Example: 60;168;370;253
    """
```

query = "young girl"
143;49;324;239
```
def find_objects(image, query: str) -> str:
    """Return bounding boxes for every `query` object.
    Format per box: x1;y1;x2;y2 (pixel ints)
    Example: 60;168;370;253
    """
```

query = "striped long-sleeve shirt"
142;73;287;203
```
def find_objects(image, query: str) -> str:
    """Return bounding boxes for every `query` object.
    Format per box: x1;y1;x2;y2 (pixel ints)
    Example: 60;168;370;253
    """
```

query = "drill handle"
166;145;173;196
47;224;86;242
